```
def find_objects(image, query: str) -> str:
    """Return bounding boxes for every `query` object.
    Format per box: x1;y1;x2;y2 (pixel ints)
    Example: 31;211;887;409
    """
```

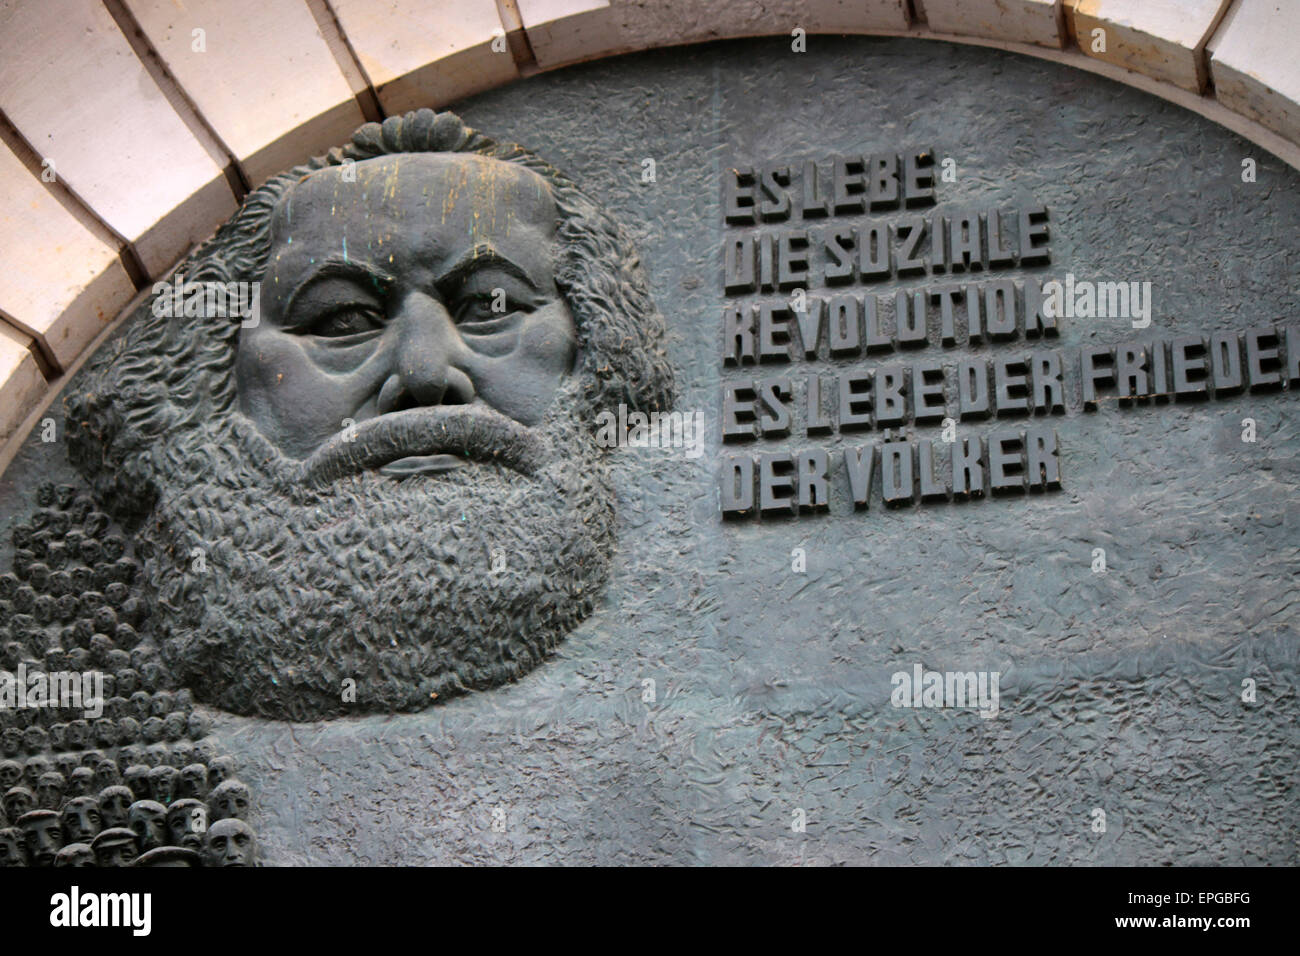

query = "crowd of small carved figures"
0;483;259;866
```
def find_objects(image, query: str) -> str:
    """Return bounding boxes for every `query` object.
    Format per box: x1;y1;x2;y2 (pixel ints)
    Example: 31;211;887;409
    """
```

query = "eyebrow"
282;257;395;318
436;242;538;292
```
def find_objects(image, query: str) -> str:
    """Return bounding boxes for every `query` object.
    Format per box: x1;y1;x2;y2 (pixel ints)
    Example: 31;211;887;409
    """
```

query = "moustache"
293;404;546;488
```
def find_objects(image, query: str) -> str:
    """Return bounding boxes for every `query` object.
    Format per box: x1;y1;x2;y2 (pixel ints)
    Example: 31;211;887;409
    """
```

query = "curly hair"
64;109;674;516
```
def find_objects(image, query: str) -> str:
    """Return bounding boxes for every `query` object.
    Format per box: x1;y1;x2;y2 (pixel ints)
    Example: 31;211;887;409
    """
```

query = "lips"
294;404;545;487
378;452;465;478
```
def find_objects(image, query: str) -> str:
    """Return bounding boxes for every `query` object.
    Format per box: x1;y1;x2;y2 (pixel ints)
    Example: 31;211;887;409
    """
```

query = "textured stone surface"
1;37;1296;865
1211;0;1300;147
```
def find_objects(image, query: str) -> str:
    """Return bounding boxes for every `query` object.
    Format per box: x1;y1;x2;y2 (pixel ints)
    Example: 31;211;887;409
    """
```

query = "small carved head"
147;765;179;805
97;785;134;830
179;763;210;801
203;817;256;867
0;826;26;866
67;766;96;799
18;808;63;866
91;827;139;867
54;842;96;867
166;798;207;850
60;796;102;844
127;800;168;852
35;771;65;810
3;785;34;821
208;778;251;822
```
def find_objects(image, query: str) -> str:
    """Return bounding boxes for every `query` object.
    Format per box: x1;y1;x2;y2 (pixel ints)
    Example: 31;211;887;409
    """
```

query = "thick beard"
135;381;614;720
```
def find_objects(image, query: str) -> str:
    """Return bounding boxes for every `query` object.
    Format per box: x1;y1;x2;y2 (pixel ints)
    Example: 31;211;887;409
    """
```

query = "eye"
304;305;385;338
453;291;525;327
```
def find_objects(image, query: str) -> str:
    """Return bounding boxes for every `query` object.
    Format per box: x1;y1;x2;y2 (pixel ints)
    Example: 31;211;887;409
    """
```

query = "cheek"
236;331;370;458
525;303;580;371
474;304;577;425
237;330;310;413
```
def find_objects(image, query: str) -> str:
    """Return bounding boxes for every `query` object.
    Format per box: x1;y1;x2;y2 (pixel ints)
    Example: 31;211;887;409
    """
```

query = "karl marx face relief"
237;152;578;466
66;110;674;721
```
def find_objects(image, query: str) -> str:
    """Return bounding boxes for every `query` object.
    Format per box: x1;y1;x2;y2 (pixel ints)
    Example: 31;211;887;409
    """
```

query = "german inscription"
718;149;1300;518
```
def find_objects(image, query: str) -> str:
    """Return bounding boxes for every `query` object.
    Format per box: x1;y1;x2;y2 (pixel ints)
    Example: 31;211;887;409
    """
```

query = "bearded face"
65;111;673;722
237;153;578;463
131;151;618;720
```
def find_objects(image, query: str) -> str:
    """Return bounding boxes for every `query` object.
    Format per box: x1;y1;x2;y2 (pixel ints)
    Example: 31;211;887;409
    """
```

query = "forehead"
271;152;558;250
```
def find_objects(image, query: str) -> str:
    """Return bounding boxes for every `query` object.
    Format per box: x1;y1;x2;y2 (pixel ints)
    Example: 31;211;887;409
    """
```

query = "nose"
376;290;475;413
